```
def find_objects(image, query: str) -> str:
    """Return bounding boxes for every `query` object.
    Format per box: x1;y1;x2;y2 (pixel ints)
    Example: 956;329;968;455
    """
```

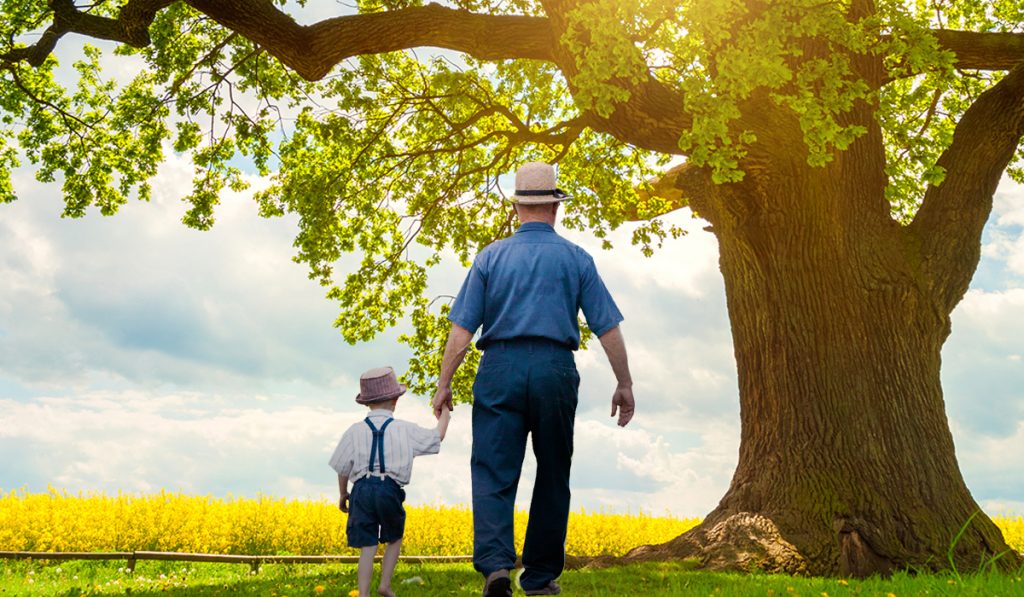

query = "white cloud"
0;153;411;394
565;208;721;300
980;500;1024;517
984;179;1024;278
289;1;358;24
953;288;1024;349
954;419;1024;507
0;391;339;494
3;52;1024;524
568;419;737;515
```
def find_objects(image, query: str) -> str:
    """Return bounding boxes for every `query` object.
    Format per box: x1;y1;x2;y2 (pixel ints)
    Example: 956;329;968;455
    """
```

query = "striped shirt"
328;409;441;486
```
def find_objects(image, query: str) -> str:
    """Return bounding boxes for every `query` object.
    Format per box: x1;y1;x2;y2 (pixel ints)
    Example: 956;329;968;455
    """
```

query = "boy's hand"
338;492;350;513
432;385;454;417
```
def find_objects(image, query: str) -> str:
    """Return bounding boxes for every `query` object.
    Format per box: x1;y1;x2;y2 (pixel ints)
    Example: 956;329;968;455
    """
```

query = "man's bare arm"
432;323;474;416
598;325;635;427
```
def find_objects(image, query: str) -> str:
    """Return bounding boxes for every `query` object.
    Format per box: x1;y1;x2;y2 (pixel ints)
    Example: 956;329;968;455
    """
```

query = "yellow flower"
315;586;325;594
348;590;360;597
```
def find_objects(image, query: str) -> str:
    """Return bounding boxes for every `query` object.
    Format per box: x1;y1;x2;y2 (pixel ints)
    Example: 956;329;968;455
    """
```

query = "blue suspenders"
365;417;394;475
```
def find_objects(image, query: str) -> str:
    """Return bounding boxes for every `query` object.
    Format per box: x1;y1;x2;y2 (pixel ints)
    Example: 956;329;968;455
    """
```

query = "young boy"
329;366;451;597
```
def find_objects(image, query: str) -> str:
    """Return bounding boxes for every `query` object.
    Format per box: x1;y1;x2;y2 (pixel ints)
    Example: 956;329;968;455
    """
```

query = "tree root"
566;512;810;574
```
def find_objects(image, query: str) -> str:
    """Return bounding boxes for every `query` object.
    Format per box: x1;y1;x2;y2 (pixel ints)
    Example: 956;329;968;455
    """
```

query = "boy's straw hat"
511;162;572;204
356;367;406;404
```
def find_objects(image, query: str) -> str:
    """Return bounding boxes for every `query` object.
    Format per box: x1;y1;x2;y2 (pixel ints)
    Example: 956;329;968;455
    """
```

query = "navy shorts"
346;476;407;547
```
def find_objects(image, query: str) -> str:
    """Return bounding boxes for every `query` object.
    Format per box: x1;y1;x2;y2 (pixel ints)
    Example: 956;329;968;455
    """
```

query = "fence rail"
0;551;472;573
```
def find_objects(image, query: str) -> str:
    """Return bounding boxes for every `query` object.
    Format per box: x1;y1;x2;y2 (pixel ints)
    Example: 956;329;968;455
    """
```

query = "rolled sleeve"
448;253;488;332
579;254;623;337
408;424;442;456
328;430;356;477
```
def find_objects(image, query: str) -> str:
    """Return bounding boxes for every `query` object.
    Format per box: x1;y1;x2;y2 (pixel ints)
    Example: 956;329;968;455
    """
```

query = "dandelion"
349;590;360;597
315;586;326;593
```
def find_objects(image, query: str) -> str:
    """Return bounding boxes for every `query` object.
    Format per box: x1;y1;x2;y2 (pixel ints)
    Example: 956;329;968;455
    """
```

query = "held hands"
432;384;454;418
338;492;350;513
611;385;635;427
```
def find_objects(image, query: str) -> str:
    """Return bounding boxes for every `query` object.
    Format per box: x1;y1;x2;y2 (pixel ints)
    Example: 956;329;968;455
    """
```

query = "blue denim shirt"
448;222;623;350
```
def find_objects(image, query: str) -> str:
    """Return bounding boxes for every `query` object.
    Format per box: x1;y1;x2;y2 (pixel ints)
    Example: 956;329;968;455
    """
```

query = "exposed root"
567;510;1022;578
567;512;808;574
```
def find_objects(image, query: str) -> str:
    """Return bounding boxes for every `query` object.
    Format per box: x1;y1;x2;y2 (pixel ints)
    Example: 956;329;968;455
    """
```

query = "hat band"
515;188;569;197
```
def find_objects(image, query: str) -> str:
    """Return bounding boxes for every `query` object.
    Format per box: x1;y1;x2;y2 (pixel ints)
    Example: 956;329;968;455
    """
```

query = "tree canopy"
2;0;1023;397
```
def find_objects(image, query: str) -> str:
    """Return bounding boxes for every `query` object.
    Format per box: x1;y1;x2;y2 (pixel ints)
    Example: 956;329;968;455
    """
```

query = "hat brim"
510;190;572;204
355;386;406;404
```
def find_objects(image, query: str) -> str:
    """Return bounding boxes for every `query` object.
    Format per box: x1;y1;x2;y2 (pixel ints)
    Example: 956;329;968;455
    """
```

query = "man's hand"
611;385;635;427
338;492;350;513
432;385;454;417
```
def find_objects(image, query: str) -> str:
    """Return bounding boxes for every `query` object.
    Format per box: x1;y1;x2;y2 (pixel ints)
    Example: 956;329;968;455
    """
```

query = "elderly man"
432;162;635;597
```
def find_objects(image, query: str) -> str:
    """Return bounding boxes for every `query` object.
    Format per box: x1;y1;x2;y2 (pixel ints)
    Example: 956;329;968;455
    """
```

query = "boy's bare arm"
436;407;451;441
337;474;350;512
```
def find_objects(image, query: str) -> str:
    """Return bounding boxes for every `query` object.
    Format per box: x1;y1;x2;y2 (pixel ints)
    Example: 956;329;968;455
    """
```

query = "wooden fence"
0;551;472;573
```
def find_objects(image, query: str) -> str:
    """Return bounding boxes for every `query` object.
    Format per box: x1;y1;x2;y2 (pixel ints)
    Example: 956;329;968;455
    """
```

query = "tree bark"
622;138;1022;577
5;0;1024;579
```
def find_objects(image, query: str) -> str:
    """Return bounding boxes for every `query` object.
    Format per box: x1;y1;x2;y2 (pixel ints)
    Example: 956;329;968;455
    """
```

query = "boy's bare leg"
377;538;402;597
358;546;376;597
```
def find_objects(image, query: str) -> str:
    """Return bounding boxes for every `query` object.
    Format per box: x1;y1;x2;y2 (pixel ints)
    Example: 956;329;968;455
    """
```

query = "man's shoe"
523;580;561;595
483;570;513;597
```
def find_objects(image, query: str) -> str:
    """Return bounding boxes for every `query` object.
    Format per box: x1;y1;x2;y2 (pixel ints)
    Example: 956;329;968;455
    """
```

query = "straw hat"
511;162;572;204
355;367;407;404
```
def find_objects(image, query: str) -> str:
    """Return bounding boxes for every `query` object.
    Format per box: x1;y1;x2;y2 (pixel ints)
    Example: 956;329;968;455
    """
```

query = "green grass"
2;559;1023;596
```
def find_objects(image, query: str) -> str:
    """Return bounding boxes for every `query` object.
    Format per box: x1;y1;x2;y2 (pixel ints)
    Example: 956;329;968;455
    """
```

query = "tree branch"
908;63;1024;314
183;0;557;81
0;0;175;67
625;161;713;222
934;30;1024;72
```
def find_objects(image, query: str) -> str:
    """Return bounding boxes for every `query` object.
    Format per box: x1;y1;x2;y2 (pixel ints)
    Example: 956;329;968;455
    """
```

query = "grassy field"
2;558;1023;596
3;490;1022;595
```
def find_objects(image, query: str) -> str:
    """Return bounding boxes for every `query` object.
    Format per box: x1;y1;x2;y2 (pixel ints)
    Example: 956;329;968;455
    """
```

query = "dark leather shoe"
483;570;513;597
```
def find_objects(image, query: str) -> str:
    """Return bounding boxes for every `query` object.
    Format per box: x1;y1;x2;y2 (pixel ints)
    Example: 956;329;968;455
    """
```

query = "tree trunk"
624;156;1022;577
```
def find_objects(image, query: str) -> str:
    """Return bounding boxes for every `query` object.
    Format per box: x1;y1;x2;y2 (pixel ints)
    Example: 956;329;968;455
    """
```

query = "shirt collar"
516;222;555;234
367;408;394;418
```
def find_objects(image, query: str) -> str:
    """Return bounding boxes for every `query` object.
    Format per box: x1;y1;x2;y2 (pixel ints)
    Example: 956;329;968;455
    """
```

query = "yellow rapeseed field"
2;489;1020;557
994;516;1024;555
0;489;699;557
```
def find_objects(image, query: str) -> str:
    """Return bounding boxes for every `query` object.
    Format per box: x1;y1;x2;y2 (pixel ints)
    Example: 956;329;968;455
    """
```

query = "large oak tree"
2;0;1023;577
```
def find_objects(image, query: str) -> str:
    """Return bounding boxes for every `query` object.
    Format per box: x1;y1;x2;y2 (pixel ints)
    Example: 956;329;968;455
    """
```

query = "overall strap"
364;417;394;474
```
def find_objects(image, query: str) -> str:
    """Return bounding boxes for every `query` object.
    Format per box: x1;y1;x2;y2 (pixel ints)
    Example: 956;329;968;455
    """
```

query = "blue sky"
0;13;1022;517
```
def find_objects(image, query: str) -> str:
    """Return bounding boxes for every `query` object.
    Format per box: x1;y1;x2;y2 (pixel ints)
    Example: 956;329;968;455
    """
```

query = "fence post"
126;552;136;574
